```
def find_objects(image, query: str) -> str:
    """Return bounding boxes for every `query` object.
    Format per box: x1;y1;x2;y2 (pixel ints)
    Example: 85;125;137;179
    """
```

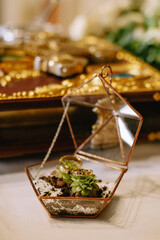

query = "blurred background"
1;0;160;68
0;0;160;158
0;0;96;32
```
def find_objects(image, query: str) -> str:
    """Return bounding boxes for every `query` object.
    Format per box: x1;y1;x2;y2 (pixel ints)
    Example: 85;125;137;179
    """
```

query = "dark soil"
39;175;107;198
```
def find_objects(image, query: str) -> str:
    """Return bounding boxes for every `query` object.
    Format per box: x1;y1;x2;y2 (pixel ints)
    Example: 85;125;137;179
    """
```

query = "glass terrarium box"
25;66;143;218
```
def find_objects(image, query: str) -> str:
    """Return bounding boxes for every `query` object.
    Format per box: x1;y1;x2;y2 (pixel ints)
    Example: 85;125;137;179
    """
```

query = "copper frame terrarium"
25;66;143;218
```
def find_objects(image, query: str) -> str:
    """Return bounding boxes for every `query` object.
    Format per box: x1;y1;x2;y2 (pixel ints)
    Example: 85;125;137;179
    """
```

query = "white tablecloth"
0;142;160;240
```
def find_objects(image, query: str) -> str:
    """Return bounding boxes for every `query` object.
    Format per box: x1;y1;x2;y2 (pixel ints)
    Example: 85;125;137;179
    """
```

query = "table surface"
0;142;160;240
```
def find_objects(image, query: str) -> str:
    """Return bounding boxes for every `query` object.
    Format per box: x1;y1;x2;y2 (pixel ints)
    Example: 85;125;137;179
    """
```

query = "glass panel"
28;160;59;180
80;156;122;183
78;116;124;164
109;91;139;118
62;73;141;166
116;116;141;162
42;198;105;217
118;104;139;118
63;76;114;112
66;102;97;148
64;93;115;150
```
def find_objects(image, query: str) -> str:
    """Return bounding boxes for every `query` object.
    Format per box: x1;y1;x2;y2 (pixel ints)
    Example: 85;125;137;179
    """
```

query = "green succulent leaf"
60;159;80;170
70;174;99;197
56;167;72;184
55;157;99;197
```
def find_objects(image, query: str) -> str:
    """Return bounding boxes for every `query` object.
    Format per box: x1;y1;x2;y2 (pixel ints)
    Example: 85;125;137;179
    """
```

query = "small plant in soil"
40;155;107;197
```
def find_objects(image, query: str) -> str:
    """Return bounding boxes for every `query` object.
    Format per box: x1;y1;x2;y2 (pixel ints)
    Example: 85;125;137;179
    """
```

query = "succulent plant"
56;167;72;184
70;174;99;197
55;155;99;197
55;155;82;184
60;159;80;171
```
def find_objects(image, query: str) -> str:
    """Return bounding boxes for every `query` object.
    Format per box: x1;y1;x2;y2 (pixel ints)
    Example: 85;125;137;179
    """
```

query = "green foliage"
106;18;160;69
70;175;99;197
56;166;99;196
56;167;72;184
60;159;80;171
107;22;137;48
144;16;159;29
55;156;99;197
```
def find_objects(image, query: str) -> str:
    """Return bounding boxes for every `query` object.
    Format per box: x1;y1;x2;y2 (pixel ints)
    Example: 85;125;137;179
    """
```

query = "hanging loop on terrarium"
100;65;113;85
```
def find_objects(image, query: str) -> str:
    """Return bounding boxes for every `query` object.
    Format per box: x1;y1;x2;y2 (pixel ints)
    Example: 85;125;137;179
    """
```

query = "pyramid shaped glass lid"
62;66;143;167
